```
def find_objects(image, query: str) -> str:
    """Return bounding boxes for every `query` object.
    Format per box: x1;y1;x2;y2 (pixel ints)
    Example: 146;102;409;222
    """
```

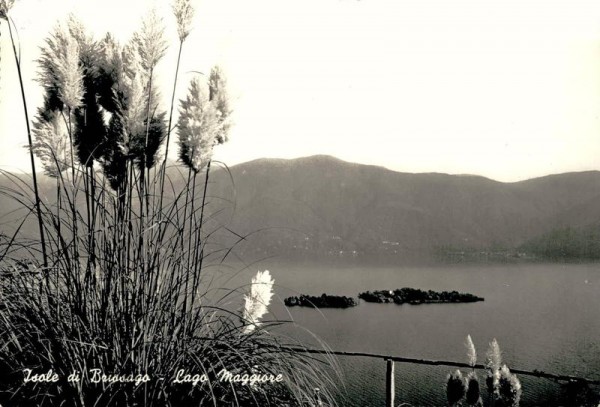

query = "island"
358;288;484;304
284;294;358;308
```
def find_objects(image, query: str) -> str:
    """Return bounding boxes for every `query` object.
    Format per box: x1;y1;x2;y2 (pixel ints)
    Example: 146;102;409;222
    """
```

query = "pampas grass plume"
133;9;168;74
486;338;502;371
0;0;15;17
209;65;233;144
56;34;84;110
466;334;477;367
177;77;221;172
117;71;147;154
485;338;502;395
32;113;72;177
173;0;194;42
499;365;522;407
242;270;274;333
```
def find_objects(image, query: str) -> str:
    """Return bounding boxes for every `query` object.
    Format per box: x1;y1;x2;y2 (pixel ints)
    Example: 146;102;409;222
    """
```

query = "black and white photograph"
0;0;599;405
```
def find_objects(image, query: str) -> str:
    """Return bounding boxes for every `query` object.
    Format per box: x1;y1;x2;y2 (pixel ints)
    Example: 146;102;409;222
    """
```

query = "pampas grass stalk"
2;8;48;268
134;9;167;201
447;369;466;407
466;371;482;407
156;0;195;224
486;338;502;397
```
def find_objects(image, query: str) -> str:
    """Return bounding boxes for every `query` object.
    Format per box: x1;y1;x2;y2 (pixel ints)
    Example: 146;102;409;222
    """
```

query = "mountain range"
204;155;600;261
2;155;600;262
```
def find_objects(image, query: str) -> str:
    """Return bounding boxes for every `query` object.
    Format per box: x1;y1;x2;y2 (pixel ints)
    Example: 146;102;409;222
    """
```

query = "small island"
358;288;484;305
284;294;358;308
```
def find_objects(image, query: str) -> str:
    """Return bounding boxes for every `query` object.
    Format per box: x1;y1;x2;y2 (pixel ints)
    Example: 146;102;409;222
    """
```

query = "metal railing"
285;347;600;407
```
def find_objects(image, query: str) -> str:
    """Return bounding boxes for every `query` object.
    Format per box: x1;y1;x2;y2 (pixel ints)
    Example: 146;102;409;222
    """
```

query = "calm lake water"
211;261;600;406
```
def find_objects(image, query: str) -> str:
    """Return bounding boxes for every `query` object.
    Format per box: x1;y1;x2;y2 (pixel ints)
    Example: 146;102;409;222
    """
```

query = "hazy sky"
1;0;600;181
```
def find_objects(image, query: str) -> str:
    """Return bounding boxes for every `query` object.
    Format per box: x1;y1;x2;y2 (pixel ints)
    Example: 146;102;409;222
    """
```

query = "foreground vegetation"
0;1;336;405
445;336;522;407
444;336;600;407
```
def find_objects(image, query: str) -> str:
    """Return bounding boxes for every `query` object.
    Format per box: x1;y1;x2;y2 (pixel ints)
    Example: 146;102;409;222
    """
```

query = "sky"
1;0;600;182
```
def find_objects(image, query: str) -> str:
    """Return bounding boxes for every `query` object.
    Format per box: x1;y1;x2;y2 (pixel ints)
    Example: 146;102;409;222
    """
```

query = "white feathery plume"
119;41;141;87
0;0;15;18
98;33;121;97
173;0;195;42
38;25;68;91
208;65;233;144
486;338;502;371
65;14;89;48
485;338;503;396
177;77;221;172
108;37;147;155
99;33;120;69
242;270;274;333
499;365;518;388
32;113;73;177
37;22;84;110
133;9;168;75
498;365;522;406
465;334;477;367
55;34;84;110
117;71;146;155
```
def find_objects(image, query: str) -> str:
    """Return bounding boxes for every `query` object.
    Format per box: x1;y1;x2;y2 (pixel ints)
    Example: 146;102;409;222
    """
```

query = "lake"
211;261;600;406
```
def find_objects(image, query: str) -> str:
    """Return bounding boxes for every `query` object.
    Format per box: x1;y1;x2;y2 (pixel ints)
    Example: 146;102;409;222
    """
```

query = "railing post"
386;359;395;407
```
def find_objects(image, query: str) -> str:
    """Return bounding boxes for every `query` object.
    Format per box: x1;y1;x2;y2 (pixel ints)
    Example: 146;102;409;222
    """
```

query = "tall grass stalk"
1;9;48;269
0;5;337;406
447;369;466;407
157;0;194;219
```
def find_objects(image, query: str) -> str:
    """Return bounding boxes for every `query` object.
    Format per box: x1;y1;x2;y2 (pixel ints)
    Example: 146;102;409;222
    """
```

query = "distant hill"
519;224;600;260
203;155;600;261
2;155;600;262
